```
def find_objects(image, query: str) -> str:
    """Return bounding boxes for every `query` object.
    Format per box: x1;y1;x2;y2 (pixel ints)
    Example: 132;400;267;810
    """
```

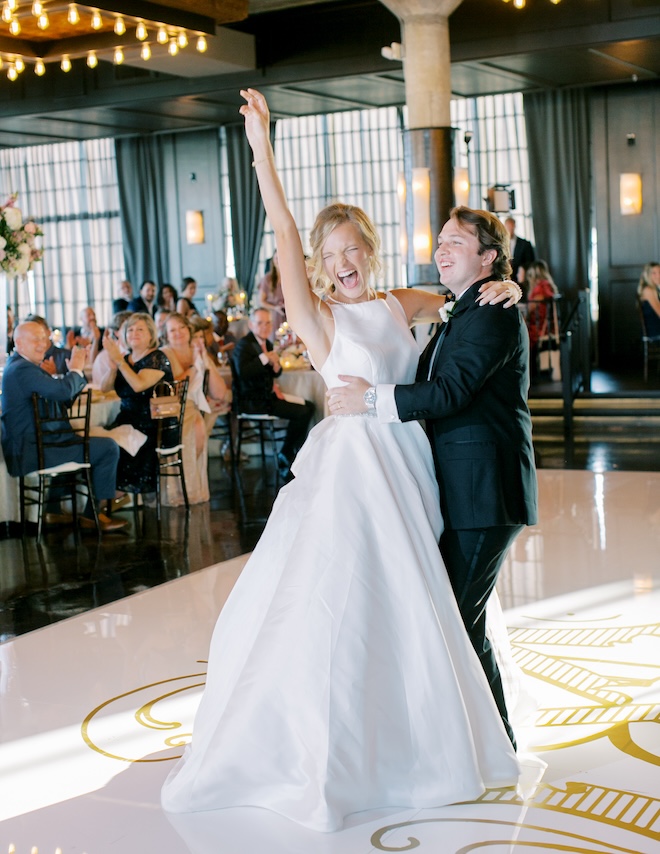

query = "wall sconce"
454;167;470;207
186;210;205;244
411;167;432;265
619;173;642;216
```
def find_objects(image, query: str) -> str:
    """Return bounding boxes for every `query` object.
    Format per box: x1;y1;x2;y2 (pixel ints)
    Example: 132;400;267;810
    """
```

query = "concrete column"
380;0;463;285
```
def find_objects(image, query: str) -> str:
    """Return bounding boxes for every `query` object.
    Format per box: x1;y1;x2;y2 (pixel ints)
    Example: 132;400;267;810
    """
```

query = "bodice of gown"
316;293;420;389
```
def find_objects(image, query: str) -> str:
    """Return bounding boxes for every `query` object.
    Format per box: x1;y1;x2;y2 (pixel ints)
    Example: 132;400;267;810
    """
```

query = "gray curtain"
523;89;591;298
224;122;274;304
114;135;174;287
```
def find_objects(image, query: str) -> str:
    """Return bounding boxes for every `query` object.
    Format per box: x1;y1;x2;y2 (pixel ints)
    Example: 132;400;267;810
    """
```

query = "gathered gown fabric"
161;294;521;831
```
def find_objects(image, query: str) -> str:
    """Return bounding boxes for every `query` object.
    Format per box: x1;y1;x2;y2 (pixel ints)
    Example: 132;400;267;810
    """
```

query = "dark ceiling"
0;0;658;147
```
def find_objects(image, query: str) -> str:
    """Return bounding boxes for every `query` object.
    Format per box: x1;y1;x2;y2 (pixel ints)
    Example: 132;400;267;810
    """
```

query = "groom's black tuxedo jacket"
394;281;538;531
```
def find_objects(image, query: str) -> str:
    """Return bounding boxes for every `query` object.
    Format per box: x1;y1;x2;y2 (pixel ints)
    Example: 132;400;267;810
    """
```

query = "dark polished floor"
2;366;659;641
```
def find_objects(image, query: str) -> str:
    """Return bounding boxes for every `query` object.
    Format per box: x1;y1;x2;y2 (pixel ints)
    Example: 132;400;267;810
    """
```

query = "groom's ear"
480;248;497;268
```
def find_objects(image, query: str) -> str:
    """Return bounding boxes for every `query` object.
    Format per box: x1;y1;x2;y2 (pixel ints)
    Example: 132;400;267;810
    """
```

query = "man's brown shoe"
80;513;128;532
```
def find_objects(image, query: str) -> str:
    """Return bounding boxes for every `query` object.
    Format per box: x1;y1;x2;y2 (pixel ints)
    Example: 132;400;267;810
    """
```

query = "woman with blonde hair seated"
161;312;229;504
637;262;660;337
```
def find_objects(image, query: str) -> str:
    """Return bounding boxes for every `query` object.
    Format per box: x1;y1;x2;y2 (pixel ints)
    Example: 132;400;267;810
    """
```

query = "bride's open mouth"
337;269;359;289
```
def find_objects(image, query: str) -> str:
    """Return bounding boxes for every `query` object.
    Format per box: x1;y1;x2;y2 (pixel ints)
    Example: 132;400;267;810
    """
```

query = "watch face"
364;388;376;407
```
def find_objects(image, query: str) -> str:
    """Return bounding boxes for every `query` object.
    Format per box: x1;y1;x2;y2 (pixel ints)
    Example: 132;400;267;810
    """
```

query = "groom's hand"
327;375;370;415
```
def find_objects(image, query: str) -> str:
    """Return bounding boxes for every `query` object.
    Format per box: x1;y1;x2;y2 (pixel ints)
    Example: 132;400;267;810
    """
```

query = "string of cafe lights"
0;1;210;80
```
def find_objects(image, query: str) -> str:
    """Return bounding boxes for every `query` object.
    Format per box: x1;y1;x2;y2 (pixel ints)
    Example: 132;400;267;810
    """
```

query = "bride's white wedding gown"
161;293;521;831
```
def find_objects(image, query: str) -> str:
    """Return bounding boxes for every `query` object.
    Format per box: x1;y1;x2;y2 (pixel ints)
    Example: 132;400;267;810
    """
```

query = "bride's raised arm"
239;88;331;361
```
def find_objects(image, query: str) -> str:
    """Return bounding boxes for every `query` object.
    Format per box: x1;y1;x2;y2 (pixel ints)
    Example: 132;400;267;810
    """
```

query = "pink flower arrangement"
0;193;44;276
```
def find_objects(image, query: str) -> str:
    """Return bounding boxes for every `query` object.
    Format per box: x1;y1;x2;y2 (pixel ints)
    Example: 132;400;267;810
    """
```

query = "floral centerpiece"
0;193;44;276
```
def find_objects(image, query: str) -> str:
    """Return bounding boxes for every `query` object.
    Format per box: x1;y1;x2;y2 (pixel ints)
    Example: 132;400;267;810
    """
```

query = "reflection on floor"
1;469;660;853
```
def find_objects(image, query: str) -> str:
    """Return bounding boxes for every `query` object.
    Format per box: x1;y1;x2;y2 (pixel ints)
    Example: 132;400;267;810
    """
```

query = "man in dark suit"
232;308;314;478
1;321;127;532
127;280;157;317
505;216;535;294
332;207;537;746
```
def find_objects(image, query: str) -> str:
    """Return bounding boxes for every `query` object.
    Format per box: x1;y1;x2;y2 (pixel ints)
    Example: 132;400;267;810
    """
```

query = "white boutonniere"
438;301;457;324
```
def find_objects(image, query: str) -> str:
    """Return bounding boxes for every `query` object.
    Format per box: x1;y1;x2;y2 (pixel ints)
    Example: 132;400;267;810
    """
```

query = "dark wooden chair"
153;377;190;520
20;389;100;540
228;356;288;488
637;299;660;382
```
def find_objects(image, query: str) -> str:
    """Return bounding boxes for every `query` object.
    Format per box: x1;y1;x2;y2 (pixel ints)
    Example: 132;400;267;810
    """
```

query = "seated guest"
25;314;71;376
157;283;178;313
155;308;172;345
232;308;314;479
161;312;230;504
1;320;127;532
637;262;660;337
113;280;133;314
526;260;559;377
66;305;104;366
211;309;237;361
127;280;157;317
176;276;199;318
93;311;133;391
102;312;173;502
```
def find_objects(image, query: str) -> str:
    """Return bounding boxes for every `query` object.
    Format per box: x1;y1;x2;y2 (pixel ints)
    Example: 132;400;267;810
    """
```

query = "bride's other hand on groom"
477;279;522;307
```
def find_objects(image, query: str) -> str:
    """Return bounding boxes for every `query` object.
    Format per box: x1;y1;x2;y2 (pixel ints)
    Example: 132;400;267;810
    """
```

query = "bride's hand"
239;88;271;155
477;279;522;308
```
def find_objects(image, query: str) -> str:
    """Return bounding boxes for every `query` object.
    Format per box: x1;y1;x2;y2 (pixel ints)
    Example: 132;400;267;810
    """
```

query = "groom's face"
434;218;495;298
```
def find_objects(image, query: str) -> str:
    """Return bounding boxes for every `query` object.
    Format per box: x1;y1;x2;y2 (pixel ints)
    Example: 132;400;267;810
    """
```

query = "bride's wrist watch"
363;387;377;410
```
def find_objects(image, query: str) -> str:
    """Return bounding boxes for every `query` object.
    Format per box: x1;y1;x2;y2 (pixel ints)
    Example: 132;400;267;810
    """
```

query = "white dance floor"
2;469;660;853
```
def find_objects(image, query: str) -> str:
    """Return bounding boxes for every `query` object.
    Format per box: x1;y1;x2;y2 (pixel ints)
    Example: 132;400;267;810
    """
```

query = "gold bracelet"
251;156;273;167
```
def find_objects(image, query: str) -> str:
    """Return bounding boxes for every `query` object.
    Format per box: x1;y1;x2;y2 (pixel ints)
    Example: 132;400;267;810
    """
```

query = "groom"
331;206;538;747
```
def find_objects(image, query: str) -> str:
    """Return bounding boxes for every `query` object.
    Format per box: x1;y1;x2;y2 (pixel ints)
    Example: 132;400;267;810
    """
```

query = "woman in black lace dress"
103;312;173;496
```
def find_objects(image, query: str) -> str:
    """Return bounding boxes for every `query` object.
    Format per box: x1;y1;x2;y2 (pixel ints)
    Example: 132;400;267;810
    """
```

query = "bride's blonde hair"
308;203;383;300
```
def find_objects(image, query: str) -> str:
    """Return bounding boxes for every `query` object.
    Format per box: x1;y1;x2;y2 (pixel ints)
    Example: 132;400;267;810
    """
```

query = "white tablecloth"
279;368;328;426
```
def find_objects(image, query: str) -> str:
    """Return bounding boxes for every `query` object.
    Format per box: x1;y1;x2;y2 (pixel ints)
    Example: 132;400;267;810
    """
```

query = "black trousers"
269;398;315;463
439;523;524;748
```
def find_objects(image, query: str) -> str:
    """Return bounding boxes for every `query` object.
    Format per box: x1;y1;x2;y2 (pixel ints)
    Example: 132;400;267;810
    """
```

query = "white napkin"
88;424;148;456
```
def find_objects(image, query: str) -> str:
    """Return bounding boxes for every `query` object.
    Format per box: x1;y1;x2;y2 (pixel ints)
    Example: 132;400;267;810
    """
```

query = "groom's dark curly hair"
450;206;513;281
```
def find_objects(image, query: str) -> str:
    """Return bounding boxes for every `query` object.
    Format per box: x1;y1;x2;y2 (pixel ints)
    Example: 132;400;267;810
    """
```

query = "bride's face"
321;222;372;303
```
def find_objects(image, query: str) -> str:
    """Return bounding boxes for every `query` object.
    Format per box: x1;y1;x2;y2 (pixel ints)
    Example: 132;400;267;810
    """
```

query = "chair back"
155;377;188;451
31;388;92;470
636;297;660;341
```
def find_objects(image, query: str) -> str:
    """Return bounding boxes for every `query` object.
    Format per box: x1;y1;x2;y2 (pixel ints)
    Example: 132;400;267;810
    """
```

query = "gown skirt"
161;411;521;831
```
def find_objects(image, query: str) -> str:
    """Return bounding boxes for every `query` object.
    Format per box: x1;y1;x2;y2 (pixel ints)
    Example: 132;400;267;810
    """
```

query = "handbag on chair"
150;382;181;419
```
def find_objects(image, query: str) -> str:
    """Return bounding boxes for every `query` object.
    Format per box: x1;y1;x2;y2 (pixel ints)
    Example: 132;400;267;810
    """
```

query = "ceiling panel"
0;0;657;147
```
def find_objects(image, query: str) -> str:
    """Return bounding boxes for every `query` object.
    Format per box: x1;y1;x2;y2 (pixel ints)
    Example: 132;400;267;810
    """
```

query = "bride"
161;88;524;832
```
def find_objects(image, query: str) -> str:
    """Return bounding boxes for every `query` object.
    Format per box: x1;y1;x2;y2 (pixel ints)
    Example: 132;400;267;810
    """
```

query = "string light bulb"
2;4;13;23
91;9;102;29
168;38;179;56
8;17;20;34
31;0;42;14
513;0;525;6
35;58;45;75
7;62;17;81
196;35;207;53
67;4;79;25
14;56;24;72
157;26;168;44
140;42;151;60
61;55;71;72
135;21;147;40
113;16;125;35
37;10;49;28
87;50;98;68
114;45;124;64
177;31;188;48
